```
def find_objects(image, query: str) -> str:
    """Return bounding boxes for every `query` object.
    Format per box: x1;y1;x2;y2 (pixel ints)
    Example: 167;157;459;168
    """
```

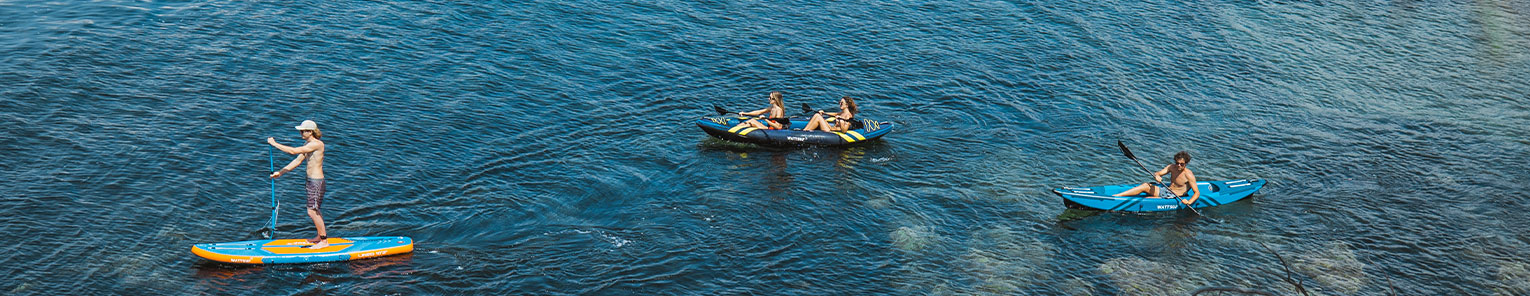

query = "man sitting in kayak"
802;96;860;132
1113;151;1201;205
733;92;790;130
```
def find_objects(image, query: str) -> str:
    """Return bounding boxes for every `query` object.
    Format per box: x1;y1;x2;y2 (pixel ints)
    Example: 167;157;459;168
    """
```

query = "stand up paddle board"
192;236;413;264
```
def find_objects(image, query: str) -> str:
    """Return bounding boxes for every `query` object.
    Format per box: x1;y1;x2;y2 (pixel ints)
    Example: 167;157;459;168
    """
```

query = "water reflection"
190;253;416;292
762;151;793;200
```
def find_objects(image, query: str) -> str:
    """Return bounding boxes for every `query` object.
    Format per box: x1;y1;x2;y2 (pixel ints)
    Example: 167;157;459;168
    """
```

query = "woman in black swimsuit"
803;96;859;132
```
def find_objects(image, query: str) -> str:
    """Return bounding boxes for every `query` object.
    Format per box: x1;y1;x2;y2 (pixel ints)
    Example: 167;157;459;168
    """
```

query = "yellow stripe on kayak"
847;131;866;141
835;132;856;143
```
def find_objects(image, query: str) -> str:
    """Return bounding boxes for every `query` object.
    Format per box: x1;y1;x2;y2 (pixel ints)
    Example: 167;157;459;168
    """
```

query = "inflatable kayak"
191;236;413;264
695;116;895;147
1053;179;1265;212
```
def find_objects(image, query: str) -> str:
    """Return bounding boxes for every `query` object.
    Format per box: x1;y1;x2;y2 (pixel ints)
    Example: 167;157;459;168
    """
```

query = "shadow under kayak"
1053;179;1266;212
696;116;895;147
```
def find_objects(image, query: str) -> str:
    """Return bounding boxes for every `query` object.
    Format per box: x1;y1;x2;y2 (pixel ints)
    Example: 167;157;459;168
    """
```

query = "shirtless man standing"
1113;151;1201;205
268;120;329;248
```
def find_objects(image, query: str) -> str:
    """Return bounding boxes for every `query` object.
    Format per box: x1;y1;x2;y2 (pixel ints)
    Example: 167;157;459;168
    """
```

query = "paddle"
256;147;280;239
1117;140;1221;223
715;104;816;117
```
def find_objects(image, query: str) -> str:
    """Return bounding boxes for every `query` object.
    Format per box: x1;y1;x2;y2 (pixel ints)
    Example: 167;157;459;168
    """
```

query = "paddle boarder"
268;120;330;249
1113;151;1201;205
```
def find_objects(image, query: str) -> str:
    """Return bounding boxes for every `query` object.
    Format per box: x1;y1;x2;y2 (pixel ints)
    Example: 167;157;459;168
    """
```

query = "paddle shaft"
265;147;279;236
1117;141;1216;220
715;103;817;117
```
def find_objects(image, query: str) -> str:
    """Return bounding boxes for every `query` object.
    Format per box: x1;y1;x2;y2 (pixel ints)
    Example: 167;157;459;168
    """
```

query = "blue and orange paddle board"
191;236;413;264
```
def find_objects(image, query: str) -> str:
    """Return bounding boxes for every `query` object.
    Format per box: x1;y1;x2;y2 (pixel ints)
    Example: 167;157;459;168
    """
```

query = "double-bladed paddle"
1117;140;1222;223
713;103;818;118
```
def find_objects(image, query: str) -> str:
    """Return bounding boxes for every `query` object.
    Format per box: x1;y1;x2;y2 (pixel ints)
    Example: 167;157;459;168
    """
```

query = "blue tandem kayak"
1053;179;1266;212
695;116;895;147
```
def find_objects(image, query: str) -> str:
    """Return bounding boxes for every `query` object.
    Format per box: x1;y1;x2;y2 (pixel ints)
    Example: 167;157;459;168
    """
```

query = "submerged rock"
1059;276;1095;296
1098;256;1194;296
1292;242;1368;294
1497;261;1530;296
961;247;1043;293
890;226;937;252
959;227;1057;293
864;194;894;209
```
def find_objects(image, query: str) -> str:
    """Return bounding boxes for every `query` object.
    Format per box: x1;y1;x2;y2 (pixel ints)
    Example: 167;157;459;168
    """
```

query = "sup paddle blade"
1118;140;1136;160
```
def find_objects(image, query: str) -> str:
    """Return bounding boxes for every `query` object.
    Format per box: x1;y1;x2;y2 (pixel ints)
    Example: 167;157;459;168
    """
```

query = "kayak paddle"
713;105;732;116
1117;140;1222;223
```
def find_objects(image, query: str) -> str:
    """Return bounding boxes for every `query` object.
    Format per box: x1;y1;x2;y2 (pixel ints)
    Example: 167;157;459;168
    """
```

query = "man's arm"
268;138;321;154
1185;171;1200;204
1152;165;1170;183
270;153;307;178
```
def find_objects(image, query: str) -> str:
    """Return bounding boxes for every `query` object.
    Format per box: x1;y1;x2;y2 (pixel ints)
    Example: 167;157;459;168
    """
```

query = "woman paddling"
732;92;790;130
803;96;860;133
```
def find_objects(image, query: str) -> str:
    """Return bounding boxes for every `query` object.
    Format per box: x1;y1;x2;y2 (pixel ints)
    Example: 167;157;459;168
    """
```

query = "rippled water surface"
3;0;1529;295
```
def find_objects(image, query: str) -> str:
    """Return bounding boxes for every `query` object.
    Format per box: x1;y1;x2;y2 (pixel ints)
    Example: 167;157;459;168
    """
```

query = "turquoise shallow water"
2;0;1529;295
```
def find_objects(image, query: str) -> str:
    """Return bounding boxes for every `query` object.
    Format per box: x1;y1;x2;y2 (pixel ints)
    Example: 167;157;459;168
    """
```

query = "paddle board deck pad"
1053;179;1265;212
696;116;895;147
192;236;413;264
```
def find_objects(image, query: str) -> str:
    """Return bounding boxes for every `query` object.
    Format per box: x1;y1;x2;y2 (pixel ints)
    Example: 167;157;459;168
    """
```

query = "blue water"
3;0;1529;295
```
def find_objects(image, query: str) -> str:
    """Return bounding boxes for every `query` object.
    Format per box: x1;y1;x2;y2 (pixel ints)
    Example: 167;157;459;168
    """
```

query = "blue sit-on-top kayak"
1053;179;1266;212
695;116;895;147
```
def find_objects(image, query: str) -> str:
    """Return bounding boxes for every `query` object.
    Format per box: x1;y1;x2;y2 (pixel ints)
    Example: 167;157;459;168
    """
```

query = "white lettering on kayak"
787;136;807;142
